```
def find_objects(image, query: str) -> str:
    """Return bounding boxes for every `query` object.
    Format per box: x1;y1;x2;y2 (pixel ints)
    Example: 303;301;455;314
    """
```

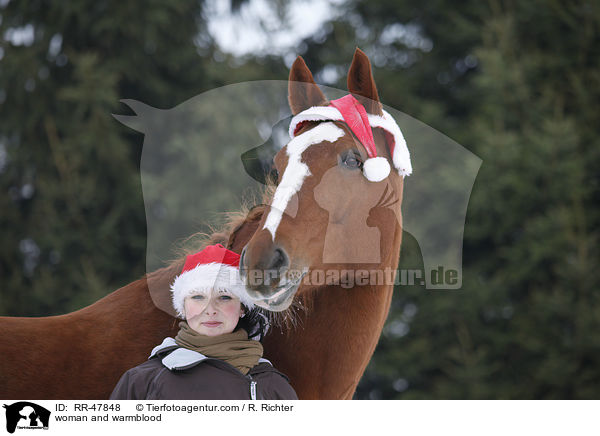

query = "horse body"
0;270;179;399
1;49;408;400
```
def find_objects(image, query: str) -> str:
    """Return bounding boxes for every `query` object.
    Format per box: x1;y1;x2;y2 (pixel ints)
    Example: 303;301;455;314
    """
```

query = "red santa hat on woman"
170;244;254;318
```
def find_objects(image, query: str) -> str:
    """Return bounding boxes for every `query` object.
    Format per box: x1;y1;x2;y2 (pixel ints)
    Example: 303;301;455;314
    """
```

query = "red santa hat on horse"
288;74;412;182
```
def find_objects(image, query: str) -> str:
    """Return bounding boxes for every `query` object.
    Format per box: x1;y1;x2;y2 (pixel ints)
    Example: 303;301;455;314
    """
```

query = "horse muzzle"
239;230;304;312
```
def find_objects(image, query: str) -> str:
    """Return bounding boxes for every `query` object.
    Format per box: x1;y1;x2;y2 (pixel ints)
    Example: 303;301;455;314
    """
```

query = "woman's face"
184;289;244;336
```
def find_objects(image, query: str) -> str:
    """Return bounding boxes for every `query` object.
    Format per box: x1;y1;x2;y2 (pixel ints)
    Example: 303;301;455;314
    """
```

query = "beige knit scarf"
174;321;263;375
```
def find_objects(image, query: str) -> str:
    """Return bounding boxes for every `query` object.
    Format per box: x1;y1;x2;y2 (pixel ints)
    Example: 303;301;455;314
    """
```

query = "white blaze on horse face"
263;122;345;240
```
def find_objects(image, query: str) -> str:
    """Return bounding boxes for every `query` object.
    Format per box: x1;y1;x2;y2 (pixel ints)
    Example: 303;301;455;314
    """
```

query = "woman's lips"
201;321;222;327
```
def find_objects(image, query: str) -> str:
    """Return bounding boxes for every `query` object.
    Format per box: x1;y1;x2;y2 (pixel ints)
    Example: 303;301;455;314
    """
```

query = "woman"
110;244;297;400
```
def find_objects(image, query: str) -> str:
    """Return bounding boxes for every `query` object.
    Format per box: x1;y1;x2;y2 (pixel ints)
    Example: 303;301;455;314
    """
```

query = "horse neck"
265;218;403;399
75;261;182;337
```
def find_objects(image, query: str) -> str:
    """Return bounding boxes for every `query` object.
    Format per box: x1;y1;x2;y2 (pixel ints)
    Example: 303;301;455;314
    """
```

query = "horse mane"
162;175;278;267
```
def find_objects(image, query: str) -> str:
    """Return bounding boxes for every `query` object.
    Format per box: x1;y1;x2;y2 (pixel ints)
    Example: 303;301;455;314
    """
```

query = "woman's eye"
191;295;205;300
341;152;363;169
219;295;233;301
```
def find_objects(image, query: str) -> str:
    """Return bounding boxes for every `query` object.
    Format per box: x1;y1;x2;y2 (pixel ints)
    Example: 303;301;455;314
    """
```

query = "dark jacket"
109;337;297;400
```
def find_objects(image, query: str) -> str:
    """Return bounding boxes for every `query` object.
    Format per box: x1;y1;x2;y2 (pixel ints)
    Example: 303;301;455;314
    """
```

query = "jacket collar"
149;337;272;371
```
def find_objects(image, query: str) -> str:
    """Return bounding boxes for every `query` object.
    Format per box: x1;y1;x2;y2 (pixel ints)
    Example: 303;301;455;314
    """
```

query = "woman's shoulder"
109;355;167;400
121;354;166;380
250;361;289;380
249;362;298;400
119;337;181;379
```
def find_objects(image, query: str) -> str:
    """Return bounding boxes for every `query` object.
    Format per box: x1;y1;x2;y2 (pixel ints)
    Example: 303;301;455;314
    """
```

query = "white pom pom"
363;157;391;182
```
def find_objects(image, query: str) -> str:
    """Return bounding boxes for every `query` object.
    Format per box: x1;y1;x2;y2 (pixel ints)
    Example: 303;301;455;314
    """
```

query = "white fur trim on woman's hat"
170;244;254;318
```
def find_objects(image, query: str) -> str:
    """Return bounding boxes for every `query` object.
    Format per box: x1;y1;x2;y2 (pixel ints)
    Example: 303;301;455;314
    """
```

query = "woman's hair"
237;306;269;341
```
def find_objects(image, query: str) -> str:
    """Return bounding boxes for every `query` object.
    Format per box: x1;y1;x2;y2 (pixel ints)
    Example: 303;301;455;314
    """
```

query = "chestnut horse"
0;48;410;399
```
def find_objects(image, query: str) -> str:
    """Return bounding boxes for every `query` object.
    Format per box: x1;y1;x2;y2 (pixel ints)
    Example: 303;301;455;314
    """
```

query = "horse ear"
288;56;327;115
347;48;383;115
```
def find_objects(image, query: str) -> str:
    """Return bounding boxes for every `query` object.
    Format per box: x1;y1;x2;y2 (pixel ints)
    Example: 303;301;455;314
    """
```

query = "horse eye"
341;151;363;169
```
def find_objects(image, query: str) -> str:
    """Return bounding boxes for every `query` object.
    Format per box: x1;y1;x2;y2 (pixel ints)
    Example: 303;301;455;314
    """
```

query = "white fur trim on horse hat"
289;97;412;178
367;110;412;177
363;156;391;182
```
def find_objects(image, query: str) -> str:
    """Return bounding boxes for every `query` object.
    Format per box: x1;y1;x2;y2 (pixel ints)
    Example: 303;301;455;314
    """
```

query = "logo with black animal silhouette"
3;402;50;433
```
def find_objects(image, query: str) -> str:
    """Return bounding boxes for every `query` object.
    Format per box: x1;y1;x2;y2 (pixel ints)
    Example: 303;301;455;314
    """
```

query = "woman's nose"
204;299;218;313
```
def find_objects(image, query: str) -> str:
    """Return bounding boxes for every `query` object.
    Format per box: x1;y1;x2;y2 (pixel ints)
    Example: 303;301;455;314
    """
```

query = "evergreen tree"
0;0;213;315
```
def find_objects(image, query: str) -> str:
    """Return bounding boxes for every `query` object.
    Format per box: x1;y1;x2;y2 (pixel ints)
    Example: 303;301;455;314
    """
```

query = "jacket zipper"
248;376;257;400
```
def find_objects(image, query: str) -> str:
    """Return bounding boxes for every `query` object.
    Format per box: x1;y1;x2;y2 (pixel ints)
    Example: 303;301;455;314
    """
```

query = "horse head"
240;48;411;311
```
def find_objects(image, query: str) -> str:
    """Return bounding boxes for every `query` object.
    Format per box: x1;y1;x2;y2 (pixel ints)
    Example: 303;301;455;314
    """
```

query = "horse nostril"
271;247;289;271
239;246;247;277
242;237;290;290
